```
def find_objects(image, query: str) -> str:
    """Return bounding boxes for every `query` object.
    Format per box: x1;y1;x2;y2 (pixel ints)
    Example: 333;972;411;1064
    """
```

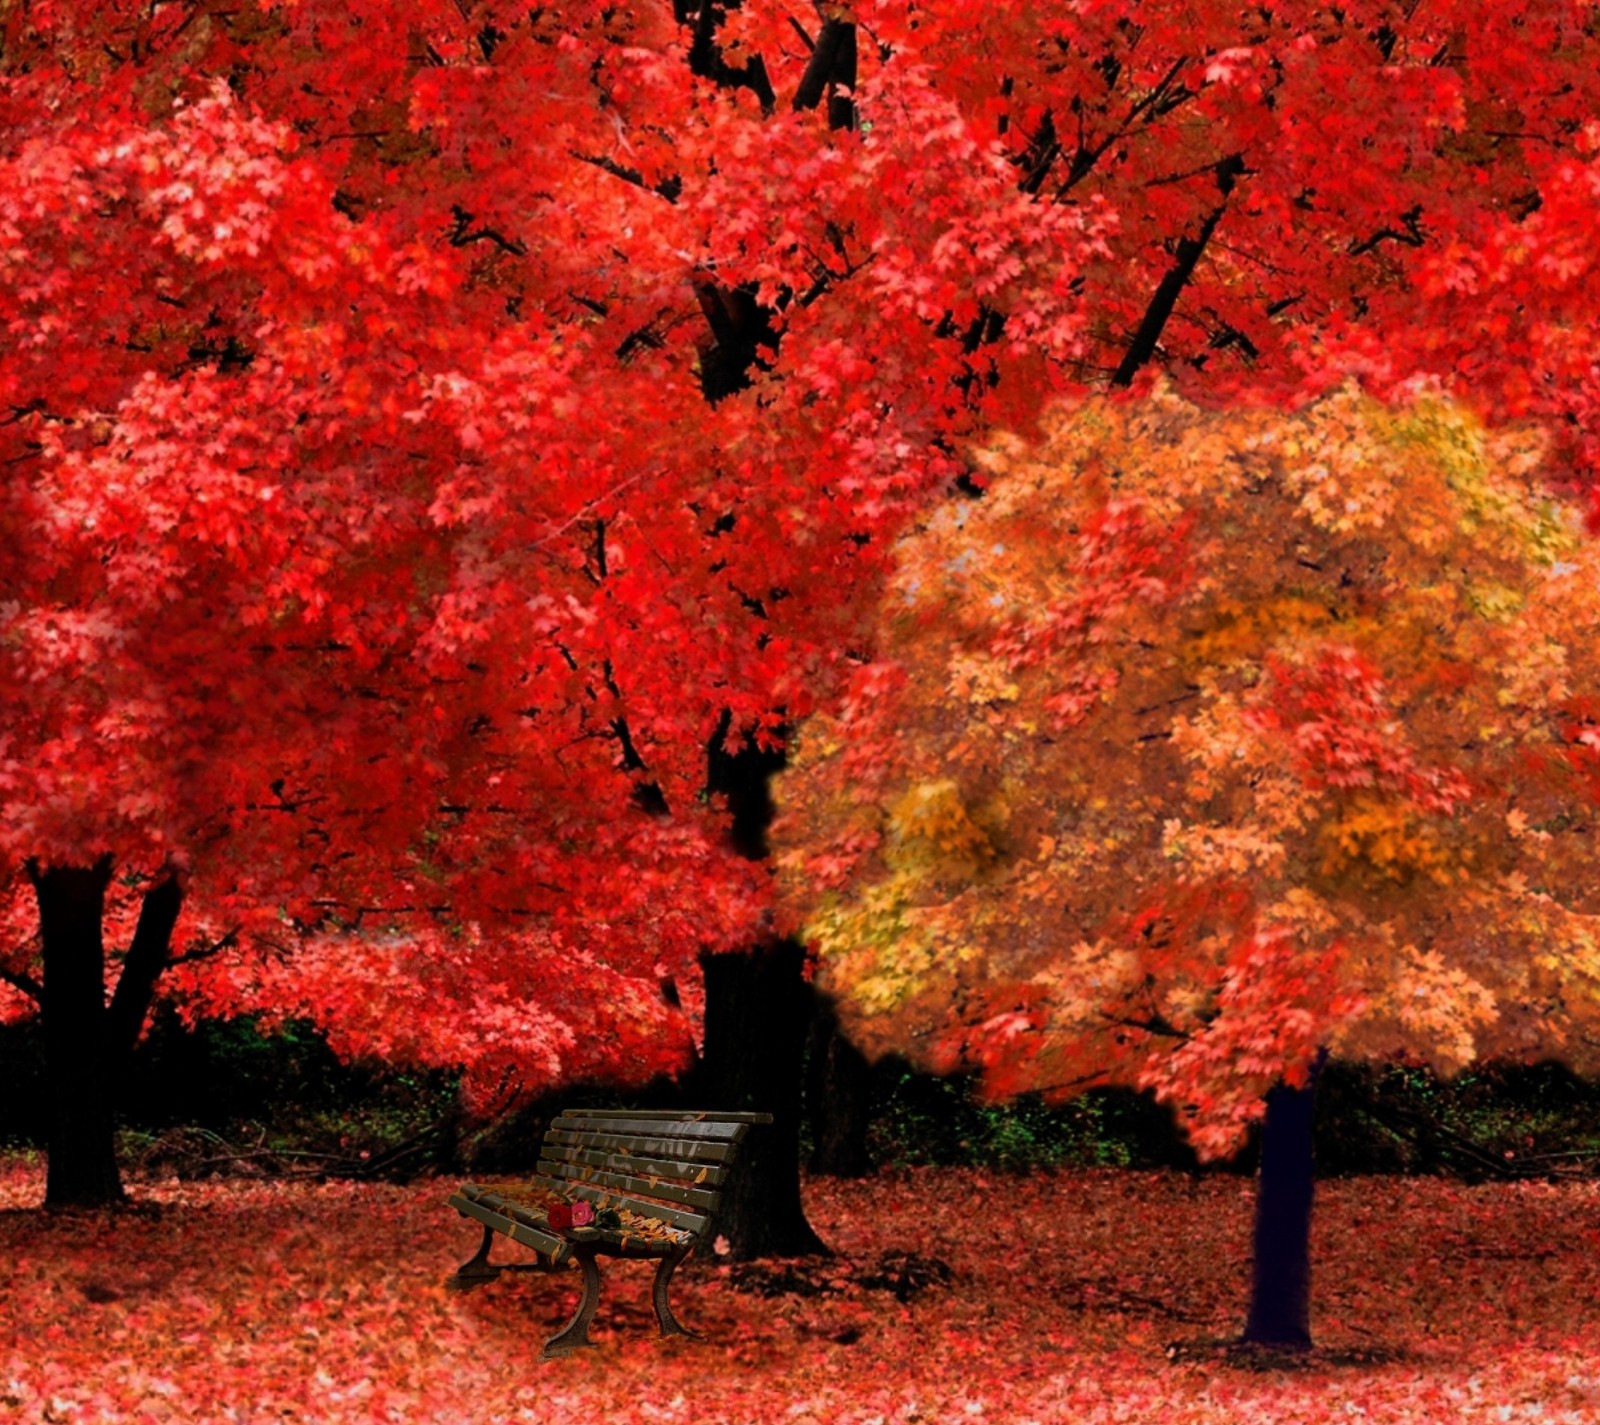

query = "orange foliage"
776;388;1600;1157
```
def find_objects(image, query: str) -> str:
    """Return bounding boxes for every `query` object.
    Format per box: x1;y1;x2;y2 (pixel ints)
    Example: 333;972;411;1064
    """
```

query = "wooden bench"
445;1108;772;1358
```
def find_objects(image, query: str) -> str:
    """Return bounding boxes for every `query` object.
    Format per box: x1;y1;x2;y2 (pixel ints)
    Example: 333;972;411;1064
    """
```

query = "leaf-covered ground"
5;1161;1600;1423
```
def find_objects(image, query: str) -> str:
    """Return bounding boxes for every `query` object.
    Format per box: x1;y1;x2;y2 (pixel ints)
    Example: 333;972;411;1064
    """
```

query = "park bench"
445;1108;772;1358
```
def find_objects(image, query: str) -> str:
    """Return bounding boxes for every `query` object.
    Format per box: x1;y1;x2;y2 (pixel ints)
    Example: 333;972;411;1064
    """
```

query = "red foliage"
4;1159;1600;1422
9;0;1600;1110
1253;648;1472;815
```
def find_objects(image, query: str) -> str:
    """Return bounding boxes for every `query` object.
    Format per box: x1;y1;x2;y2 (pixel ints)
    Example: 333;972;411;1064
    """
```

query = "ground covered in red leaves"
5;1161;1600;1423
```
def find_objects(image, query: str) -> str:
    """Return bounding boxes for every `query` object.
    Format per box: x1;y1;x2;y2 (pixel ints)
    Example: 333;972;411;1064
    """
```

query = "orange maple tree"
774;388;1600;1338
777;388;1600;1145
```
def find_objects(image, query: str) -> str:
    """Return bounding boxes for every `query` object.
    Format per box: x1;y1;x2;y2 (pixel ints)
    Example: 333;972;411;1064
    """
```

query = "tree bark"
29;858;123;1209
691;938;830;1258
793;17;857;131
695;718;830;1257
106;874;184;1059
27;862;185;1209
1241;1056;1324;1348
805;996;874;1177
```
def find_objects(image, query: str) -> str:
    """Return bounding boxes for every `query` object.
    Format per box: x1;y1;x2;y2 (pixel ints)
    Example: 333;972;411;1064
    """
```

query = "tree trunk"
1242;1057;1324;1348
691;938;830;1258
30;858;123;1209
27;862;185;1209
805;998;874;1178
697;719;830;1257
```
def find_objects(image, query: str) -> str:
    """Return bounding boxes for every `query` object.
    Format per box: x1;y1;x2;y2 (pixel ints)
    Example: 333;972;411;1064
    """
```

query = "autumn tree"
11;0;1600;1239
0;80;751;1204
0;0;1087;1216
774;388;1600;1346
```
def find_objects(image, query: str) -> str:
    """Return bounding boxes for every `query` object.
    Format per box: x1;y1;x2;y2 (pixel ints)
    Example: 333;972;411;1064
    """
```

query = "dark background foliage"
4;1013;1598;1183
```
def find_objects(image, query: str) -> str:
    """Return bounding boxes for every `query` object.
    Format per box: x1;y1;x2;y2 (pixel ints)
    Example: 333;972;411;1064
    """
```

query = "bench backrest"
537;1109;772;1237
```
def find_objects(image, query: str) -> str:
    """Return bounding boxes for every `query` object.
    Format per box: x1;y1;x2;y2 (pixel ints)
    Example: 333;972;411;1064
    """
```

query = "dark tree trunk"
793;17;857;131
695;716;830;1258
686;0;775;112
805;997;874;1178
691;938;830;1258
30;858;123;1209
27;861;185;1209
1242;1056;1325;1348
107;875;184;1059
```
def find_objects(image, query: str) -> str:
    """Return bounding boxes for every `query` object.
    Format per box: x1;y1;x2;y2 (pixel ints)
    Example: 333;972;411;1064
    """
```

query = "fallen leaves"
4;1159;1600;1423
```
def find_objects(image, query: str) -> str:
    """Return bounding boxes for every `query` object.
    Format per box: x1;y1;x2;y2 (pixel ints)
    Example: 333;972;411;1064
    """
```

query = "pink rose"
570;1200;595;1227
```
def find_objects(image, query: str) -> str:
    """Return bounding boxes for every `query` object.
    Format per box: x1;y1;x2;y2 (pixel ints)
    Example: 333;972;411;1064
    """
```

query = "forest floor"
3;1160;1599;1424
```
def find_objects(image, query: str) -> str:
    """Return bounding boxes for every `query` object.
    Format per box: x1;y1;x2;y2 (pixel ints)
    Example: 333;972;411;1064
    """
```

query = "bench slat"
539;1141;728;1187
554;1113;748;1143
473;1173;708;1235
464;1176;704;1235
563;1185;707;1234
448;1192;572;1264
537;1156;720;1212
568;1110;774;1124
466;1177;694;1255
546;1127;737;1163
470;1186;576;1231
463;1175;567;1205
564;1230;677;1258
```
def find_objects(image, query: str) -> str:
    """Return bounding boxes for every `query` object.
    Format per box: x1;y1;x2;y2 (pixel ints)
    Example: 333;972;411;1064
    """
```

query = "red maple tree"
7;0;1600;1217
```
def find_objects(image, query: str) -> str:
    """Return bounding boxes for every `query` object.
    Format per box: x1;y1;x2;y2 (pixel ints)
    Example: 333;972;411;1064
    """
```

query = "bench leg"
542;1248;602;1359
652;1245;702;1340
445;1225;502;1292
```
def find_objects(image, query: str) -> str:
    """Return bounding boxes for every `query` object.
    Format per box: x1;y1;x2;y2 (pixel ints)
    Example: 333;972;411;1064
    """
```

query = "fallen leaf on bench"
475;1183;570;1215
611;1208;693;1246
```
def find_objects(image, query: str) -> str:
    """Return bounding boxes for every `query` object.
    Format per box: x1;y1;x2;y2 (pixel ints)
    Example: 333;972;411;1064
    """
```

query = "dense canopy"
8;0;1600;1134
775;390;1600;1156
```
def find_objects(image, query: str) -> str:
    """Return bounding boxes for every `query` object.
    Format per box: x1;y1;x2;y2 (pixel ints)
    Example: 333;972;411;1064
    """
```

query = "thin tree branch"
1100;1010;1191;1041
1051;56;1193;199
1111;153;1246;386
528;471;649;551
0;964;44;1004
165;925;242;969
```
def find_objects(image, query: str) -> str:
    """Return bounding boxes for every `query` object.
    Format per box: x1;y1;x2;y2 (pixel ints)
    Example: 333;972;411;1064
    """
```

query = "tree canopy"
775;389;1600;1156
8;0;1600;1142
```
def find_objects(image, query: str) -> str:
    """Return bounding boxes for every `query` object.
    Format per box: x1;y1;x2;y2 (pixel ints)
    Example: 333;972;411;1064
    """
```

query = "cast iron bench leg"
542;1248;602;1359
652;1245;702;1339
445;1225;501;1291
